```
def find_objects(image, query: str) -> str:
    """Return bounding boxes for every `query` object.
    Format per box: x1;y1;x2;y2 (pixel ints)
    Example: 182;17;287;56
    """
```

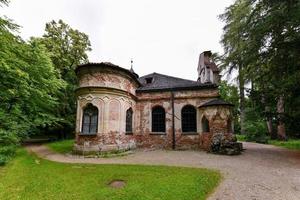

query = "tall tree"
219;0;252;135
34;20;92;136
244;0;300;139
220;0;300;139
0;12;64;164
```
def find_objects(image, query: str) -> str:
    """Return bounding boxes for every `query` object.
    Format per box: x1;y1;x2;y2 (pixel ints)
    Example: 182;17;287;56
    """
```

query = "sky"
2;0;234;81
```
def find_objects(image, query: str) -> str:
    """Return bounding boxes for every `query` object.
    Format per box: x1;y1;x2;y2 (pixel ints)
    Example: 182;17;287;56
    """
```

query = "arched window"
201;116;209;132
126;108;133;134
152;106;165;132
181;105;197;132
82;104;98;134
227;118;233;133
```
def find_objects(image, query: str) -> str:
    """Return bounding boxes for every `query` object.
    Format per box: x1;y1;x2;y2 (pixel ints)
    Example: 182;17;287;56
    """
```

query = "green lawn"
0;149;221;200
47;139;74;153
269;139;300;150
235;134;300;150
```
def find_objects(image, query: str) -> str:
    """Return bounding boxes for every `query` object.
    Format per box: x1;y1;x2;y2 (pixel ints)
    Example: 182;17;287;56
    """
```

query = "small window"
82;104;98;134
182;105;197;132
201;116;209;132
145;77;153;84
152;106;165;132
126;108;133;134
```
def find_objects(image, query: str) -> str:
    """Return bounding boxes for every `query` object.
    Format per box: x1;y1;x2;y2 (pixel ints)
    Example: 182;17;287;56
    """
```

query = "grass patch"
269;139;300;150
235;134;246;141
47;139;74;154
0;149;221;200
235;134;300;151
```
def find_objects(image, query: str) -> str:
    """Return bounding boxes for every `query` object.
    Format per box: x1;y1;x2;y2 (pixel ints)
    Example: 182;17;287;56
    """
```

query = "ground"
0;149;220;200
27;142;300;200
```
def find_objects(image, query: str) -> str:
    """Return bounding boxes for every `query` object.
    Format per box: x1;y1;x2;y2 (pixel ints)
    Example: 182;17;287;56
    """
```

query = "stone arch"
201;115;210;133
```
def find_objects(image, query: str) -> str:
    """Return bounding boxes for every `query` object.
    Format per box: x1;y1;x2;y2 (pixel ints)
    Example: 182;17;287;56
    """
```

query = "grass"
46;139;74;153
269;139;300;150
235;134;300;150
235;134;246;141
0;149;221;200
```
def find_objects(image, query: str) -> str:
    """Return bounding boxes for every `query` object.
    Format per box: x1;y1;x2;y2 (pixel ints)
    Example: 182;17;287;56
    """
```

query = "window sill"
78;133;98;136
181;132;198;135
150;132;166;135
125;132;133;135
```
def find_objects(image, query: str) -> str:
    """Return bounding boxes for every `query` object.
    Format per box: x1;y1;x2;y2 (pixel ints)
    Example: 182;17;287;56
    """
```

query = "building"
74;51;234;153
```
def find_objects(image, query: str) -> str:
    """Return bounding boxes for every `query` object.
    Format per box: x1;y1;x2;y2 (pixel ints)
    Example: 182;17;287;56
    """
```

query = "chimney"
197;50;220;84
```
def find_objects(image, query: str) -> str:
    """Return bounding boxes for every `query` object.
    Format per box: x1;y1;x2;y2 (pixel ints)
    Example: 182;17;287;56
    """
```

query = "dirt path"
26;142;300;200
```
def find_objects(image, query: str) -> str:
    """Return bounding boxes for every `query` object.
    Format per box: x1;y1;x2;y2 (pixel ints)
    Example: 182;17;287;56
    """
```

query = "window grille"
182;105;197;132
152;106;165;132
126;108;133;133
82;104;98;134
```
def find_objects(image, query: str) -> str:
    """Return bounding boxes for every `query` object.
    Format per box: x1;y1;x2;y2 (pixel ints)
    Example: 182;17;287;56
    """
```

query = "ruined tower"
197;51;220;84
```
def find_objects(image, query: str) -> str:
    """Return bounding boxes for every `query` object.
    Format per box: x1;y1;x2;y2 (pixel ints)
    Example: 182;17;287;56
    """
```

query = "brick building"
74;51;234;153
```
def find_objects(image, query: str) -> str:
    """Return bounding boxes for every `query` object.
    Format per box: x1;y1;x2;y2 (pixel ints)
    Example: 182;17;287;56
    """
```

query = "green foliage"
235;134;246;141
244;120;268;143
34;20;92;135
219;81;240;133
269;140;300;151
220;0;300;138
0;130;18;165
47;139;74;154
0;15;65;164
0;149;221;200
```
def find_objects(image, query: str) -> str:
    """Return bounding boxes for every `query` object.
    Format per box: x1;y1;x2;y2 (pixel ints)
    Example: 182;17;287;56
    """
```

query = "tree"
0;14;64;164
219;0;252;135
244;0;300;139
34;20;92;137
219;81;240;133
220;0;300;139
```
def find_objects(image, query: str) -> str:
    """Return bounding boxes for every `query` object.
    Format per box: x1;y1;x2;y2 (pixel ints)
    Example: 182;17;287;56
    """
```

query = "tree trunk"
262;94;274;137
238;71;246;135
277;95;286;140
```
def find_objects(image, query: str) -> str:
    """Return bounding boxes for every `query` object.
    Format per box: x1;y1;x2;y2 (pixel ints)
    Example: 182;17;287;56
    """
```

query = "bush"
244;120;269;143
0;130;19;165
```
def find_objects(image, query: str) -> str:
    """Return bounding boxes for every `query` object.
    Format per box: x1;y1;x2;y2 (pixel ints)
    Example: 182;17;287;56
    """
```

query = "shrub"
244;120;269;143
0;130;19;165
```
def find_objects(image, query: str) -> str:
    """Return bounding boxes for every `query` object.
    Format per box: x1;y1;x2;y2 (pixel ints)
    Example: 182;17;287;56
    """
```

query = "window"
82;104;98;134
126;108;133;134
181;105;197;132
145;77;153;84
152;106;165;132
201;116;209;132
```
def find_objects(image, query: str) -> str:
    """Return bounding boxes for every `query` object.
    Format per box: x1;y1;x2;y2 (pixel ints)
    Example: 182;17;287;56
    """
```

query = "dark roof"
199;99;234;108
137;72;217;92
75;62;141;86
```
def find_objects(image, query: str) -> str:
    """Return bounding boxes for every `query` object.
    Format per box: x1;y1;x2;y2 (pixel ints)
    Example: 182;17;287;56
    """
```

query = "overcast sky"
2;0;234;80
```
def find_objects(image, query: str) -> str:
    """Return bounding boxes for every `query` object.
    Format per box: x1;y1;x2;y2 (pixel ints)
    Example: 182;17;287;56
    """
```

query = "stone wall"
75;65;233;153
134;89;222;150
199;105;233;151
77;67;139;96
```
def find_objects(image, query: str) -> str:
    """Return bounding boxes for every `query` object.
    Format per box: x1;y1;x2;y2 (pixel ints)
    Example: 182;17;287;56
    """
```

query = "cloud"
2;0;234;80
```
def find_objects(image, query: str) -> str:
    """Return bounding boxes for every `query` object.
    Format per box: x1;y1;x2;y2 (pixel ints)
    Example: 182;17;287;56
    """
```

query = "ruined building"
74;51;234;153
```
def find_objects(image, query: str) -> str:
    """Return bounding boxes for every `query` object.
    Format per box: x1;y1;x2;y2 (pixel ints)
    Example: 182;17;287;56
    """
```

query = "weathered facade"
74;51;234;153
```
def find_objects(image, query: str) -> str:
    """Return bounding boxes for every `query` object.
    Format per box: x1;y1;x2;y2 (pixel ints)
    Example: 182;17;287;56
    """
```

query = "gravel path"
26;142;300;200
